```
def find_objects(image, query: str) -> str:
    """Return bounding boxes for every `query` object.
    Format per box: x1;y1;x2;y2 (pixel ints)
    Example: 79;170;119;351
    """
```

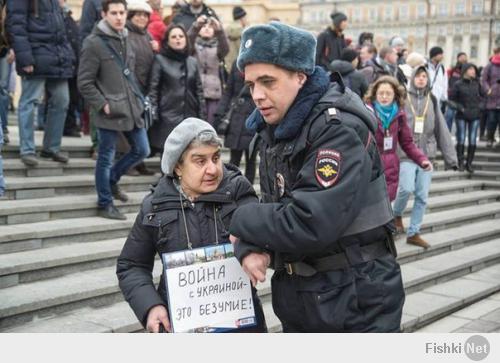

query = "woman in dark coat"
147;24;205;156
214;61;257;184
117;118;267;333
451;63;485;173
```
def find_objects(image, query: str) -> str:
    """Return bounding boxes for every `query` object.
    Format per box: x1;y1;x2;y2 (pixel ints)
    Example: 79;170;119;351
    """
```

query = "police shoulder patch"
315;149;341;188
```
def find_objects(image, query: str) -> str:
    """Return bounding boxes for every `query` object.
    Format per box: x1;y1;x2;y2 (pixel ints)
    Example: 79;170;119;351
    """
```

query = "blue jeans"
487;110;500;133
456;119;479;145
0;56;10;131
392;161;433;237
95;127;150;207
17;77;69;156
444;107;456;131
0;126;5;196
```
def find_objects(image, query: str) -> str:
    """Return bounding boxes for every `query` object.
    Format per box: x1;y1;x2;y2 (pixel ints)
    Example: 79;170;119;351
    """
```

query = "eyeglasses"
376;91;394;97
134;12;150;18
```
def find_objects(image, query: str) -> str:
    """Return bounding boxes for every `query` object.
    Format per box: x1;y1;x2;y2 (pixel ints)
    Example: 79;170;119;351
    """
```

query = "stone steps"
3;235;499;333
3;174;159;200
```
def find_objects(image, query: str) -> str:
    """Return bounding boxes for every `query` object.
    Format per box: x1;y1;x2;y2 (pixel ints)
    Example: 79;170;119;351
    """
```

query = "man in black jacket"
229;22;405;332
315;11;347;70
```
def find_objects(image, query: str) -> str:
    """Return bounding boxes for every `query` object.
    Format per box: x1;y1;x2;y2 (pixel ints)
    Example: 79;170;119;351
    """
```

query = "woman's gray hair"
177;131;223;165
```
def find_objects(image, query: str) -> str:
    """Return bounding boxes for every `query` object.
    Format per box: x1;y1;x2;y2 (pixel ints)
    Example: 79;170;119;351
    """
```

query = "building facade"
300;0;500;67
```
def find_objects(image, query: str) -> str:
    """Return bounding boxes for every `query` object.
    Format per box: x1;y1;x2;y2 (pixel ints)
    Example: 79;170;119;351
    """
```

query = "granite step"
0;213;136;254
435;159;500;172
3;174;159;200
402;263;500;332
1;233;499;332
1;157;162;178
0;192;148;225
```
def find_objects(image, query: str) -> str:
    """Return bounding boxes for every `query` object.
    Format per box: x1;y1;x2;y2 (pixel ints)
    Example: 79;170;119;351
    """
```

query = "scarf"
246;66;330;140
374;101;399;130
161;46;188;62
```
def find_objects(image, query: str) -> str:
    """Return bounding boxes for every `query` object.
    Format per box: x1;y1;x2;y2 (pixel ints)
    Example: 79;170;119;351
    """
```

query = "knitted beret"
237;22;317;75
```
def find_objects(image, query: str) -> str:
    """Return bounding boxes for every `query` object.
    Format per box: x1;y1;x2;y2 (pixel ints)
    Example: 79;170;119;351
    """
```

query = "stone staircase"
1;120;500;333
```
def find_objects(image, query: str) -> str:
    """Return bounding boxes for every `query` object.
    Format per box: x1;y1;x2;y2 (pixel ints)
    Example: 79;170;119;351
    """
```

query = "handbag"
217;85;248;135
98;36;154;129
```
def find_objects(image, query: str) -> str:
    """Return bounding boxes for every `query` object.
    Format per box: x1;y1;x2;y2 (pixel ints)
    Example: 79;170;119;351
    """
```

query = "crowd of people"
0;0;500;333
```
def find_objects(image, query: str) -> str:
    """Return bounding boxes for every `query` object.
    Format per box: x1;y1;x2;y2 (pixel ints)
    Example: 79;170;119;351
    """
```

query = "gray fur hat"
237;21;317;75
161;118;218;177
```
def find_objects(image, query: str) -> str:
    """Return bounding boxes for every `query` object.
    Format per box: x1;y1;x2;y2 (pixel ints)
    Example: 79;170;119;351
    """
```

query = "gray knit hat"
237;22;317;75
161;118;218;176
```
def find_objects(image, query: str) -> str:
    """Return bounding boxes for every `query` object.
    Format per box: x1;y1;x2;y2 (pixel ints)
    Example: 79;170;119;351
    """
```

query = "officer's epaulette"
324;107;342;124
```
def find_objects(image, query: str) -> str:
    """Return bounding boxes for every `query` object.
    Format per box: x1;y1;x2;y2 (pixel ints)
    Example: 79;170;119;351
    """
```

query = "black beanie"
429;46;444;59
233;6;247;21
340;48;358;63
330;11;347;28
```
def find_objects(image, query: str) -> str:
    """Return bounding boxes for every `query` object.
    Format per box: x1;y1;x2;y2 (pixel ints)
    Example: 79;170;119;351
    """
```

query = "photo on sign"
205;245;226;262
185;249;207;266
163;251;187;269
224;244;235;258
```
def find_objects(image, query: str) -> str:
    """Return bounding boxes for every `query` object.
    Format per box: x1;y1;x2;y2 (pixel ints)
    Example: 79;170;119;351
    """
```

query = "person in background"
117;118;267;333
172;0;218;34
329;48;368;98
389;36;405;65
357;32;373;49
80;0;103;44
188;14;229;125
481;47;500;148
147;0;166;43
225;6;248;70
359;43;377;84
372;46;407;86
364;76;432;202
59;0;82;138
214;60;256;184
147;24;205;157
78;0;150;220
450;63;485;173
427;46;448;112
7;0;75;166
444;52;468;131
393;65;458;249
315;11;347;70
0;121;4;198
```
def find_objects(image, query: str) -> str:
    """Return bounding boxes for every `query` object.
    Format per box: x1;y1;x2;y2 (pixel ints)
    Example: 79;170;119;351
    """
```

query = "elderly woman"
364;76;432;202
117;118;267;333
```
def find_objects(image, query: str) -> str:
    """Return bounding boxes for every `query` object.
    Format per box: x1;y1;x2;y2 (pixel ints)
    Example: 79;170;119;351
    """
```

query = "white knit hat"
127;0;152;14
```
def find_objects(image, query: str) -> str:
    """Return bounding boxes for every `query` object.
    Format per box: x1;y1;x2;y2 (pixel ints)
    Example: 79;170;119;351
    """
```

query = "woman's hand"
146;305;171;333
421;160;433;172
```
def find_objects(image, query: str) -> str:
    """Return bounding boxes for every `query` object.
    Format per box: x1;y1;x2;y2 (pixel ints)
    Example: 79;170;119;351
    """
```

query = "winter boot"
486;130;495;148
456;144;465;172
465;144;476;174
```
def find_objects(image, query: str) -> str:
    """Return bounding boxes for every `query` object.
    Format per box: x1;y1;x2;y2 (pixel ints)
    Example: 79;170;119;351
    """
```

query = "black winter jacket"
116;165;266;331
329;60;368;98
147;52;205;150
215;61;255;150
79;0;102;44
6;0;75;78
126;21;155;95
450;66;485;122
62;8;80;72
315;28;346;70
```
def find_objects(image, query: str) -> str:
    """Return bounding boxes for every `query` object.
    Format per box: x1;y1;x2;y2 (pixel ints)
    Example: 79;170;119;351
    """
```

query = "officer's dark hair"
102;0;127;13
364;75;407;107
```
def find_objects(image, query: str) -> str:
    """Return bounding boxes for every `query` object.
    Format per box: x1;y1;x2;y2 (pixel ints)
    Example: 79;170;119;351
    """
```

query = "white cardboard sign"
162;244;256;333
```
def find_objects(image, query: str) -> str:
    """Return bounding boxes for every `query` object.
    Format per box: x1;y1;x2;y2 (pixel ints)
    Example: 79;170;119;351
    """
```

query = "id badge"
414;116;424;134
384;136;393;151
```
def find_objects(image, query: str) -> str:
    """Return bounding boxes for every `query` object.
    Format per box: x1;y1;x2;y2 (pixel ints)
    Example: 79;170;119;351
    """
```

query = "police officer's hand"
242;253;270;287
421;160;433;172
146;305;172;333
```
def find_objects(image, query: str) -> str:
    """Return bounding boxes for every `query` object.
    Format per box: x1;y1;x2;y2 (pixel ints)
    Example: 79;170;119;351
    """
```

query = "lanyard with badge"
383;127;393;152
408;95;430;134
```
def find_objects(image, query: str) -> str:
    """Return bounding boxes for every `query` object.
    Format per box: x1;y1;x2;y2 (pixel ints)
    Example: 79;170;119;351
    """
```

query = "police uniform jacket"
116;164;267;332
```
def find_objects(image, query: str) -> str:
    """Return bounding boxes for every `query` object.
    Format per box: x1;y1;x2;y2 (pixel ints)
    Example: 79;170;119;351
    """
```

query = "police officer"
228;22;405;332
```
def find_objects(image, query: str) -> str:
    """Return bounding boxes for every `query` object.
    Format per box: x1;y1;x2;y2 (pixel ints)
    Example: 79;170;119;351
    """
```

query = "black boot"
486;130;495;148
465;144;476;174
456;144;465;172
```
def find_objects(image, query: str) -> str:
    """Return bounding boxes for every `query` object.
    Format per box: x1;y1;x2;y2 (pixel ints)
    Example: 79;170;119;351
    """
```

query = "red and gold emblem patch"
315;149;341;188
